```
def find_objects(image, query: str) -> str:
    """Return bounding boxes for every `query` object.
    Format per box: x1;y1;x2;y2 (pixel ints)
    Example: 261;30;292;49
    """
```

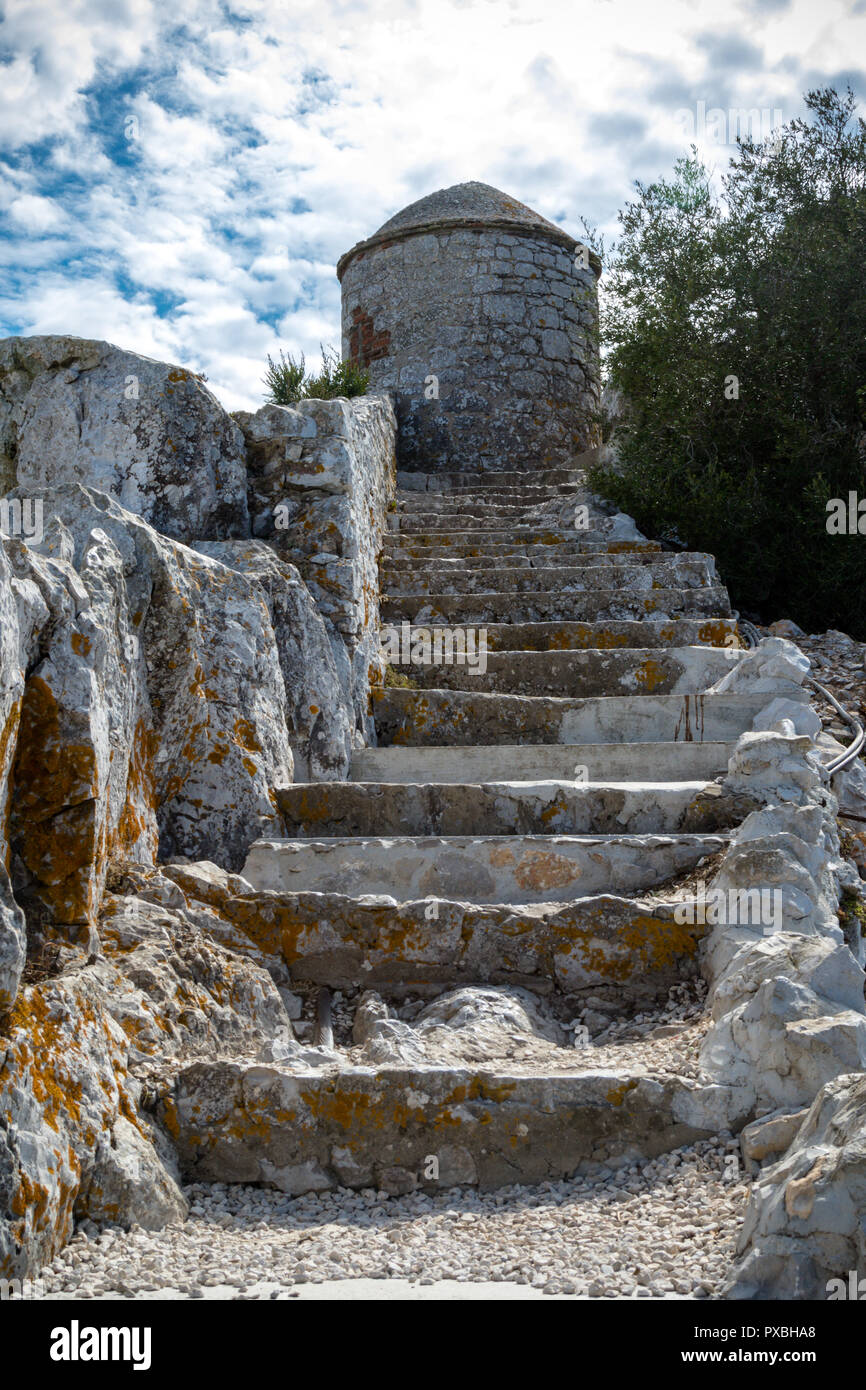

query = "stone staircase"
168;465;794;1194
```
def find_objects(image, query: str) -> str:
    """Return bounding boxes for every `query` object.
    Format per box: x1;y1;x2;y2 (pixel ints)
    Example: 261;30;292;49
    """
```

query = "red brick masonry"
349;306;391;367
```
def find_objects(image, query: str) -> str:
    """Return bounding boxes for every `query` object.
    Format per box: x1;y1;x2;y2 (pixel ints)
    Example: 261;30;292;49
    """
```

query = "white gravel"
37;1135;749;1301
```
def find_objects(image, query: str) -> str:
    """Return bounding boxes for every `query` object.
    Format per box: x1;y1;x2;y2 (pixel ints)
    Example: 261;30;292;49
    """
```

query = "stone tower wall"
339;222;600;472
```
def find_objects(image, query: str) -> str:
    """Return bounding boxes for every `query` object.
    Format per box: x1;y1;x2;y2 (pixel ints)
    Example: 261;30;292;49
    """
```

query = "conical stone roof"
375;181;565;239
337;180;585;279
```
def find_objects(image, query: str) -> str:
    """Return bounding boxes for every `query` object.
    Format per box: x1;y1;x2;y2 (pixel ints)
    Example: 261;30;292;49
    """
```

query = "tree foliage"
590;88;866;637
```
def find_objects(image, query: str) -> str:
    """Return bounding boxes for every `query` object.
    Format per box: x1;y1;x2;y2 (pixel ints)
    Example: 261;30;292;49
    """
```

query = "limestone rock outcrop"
236;394;396;737
698;732;866;1117
0;336;248;541
0;871;292;1279
0;334;396;1279
726;1072;866;1299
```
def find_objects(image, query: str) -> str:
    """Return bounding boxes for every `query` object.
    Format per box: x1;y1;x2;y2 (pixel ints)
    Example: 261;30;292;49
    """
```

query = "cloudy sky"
1;0;864;409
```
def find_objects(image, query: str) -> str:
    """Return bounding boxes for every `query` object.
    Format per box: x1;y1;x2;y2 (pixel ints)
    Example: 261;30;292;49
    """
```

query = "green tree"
590;87;866;637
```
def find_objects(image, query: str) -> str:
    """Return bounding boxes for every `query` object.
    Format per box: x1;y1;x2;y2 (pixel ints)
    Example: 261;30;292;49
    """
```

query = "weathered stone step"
385;529;659;549
396;486;585;507
380;585;732;625
393;504;590;524
171;862;711;1000
160;1058;740;1195
397;466;583;491
381;558;716;596
243;831;728;903
273;780;732;838
188;879;705;1001
395;508;595;529
350;740;736;784
384;539;664;562
381;618;736;652
383;547;673;571
372;687;799;747
384;646;738;697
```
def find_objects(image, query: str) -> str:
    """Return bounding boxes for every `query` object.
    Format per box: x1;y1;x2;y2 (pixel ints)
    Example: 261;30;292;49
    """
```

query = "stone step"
382;547;676;571
381;558;716;596
394;509;597;529
350;740;737;784
383;646;738;697
396;486;585;507
197;882;706;1002
385;528;659;549
273;780;733;838
393;503;590;523
242;831;728;902
381;618;736;652
397;467;584;491
380;585;732;625
384;539;665;562
162;1057;743;1195
372;687;799;747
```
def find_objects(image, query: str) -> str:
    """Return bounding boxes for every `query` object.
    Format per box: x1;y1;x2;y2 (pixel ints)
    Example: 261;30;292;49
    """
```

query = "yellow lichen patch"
234;717;262;753
606;1080;638;1106
70;632;91;657
0;695;22;868
10;674;103;922
275;898;429;966
452;1077;516;1104
620;913;703;968
538;793;569;827
607;542;659;555
4;990;84;1132
160;1095;181;1140
697;620;733;647
548;906;701;983
12;677;98;815
584;626;628;651
110;718;159;861
633;657;668;693
299;1086;385;1134
10;1170;51;1223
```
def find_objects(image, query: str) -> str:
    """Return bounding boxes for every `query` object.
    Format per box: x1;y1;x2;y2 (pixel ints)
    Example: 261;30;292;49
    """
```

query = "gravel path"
38;1135;749;1301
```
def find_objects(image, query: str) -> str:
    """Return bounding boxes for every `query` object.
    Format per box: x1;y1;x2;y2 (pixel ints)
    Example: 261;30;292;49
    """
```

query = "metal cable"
807;676;866;775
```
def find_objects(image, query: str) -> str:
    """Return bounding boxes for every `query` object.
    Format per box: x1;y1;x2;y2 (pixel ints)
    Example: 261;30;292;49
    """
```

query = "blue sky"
1;0;864;409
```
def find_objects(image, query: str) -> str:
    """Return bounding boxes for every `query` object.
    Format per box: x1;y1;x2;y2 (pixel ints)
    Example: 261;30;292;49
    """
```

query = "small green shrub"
263;344;369;406
303;345;370;400
838;886;866;937
263;351;307;405
383;664;417;689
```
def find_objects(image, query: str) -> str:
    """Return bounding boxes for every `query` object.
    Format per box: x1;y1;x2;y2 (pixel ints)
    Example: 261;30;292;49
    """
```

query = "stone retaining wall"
236;394;397;742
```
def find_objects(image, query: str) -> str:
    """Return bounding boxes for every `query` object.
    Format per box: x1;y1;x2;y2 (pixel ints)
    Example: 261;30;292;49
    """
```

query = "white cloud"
7;194;68;231
0;0;863;409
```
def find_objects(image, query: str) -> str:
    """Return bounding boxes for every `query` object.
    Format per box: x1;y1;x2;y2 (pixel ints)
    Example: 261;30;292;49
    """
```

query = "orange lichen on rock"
110;718;159;862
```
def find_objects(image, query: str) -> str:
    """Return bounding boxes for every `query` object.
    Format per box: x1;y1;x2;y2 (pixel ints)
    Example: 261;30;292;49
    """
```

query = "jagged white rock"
0;336;248;541
726;1072;866;1299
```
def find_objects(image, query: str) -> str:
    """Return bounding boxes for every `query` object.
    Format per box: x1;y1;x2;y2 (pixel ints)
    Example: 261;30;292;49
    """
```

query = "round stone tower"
337;180;601;472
